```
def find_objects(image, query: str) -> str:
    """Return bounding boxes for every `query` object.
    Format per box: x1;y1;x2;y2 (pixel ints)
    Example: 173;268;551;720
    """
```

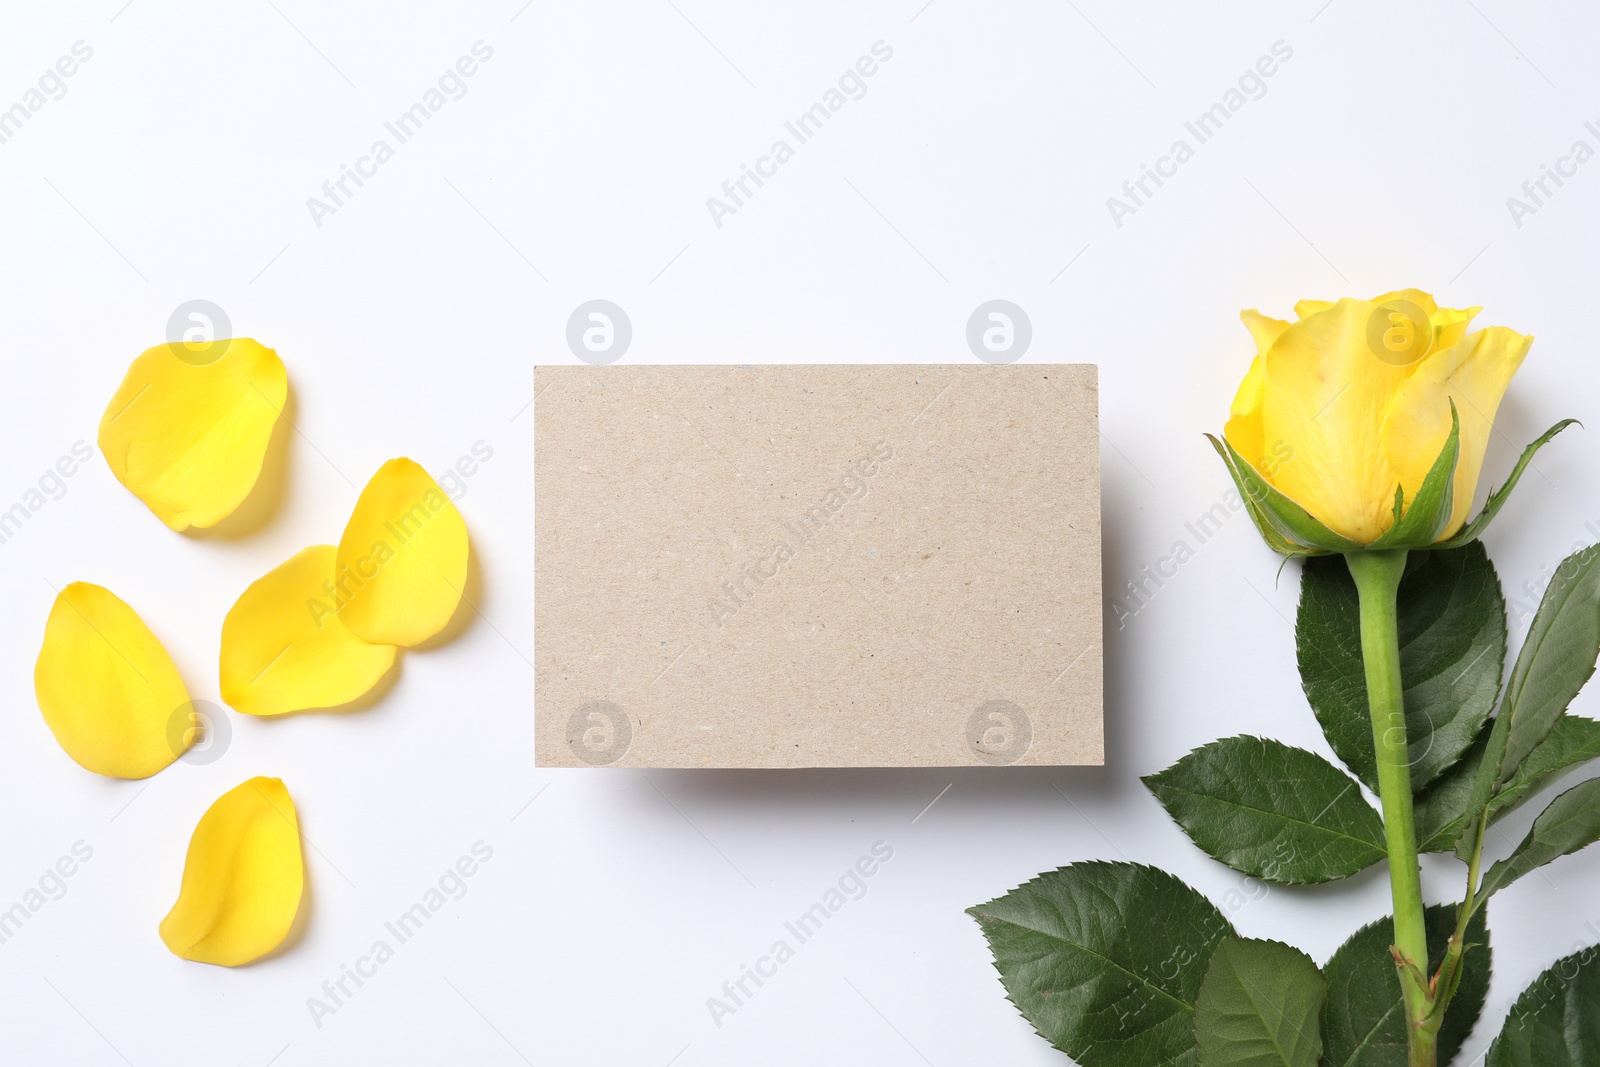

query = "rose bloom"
1223;289;1529;545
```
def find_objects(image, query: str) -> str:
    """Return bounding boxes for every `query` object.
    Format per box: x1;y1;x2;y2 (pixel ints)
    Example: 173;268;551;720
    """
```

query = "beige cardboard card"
534;364;1102;768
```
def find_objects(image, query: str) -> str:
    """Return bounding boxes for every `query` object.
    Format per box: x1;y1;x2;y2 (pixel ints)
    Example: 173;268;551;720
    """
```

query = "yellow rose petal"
1366;289;1480;364
159;777;304;967
1224;310;1292;468
1429;303;1481;353
335;458;468;647
1369;288;1441;317
1293;298;1336;320
221;546;397;716
98;339;287;531
34;583;192;778
1240;309;1291;356
1224;359;1267;469
1381;326;1532;539
1221;291;1532;552
1296;292;1472;336
1260;298;1410;543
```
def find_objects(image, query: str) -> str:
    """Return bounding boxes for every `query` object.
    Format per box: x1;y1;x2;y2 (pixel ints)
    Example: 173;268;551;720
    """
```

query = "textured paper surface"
534;364;1102;768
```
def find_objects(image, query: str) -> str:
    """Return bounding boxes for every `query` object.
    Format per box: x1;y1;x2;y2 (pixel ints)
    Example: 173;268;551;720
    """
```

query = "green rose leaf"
1487;943;1600;1065
1143;736;1385;884
1415;715;1600;854
1456;544;1600;854
1195;937;1325;1067
1500;544;1600;779
1480;776;1600;898
1296;541;1505;792
967;862;1235;1067
1320;904;1490;1067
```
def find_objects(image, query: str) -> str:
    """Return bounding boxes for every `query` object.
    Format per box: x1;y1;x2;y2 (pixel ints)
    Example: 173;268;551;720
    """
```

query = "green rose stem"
1429;772;1492;1028
1347;548;1437;1067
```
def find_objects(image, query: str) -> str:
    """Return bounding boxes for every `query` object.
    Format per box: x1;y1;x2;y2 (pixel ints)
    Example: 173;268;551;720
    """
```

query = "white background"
2;2;1599;1064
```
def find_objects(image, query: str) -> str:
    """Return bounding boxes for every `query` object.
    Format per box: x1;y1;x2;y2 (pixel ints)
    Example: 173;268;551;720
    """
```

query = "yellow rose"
1211;289;1571;554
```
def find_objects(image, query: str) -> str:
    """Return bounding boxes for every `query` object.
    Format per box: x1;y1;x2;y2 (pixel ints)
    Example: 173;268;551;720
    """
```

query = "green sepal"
1438;418;1579;549
1367;401;1459;550
1205;433;1361;556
